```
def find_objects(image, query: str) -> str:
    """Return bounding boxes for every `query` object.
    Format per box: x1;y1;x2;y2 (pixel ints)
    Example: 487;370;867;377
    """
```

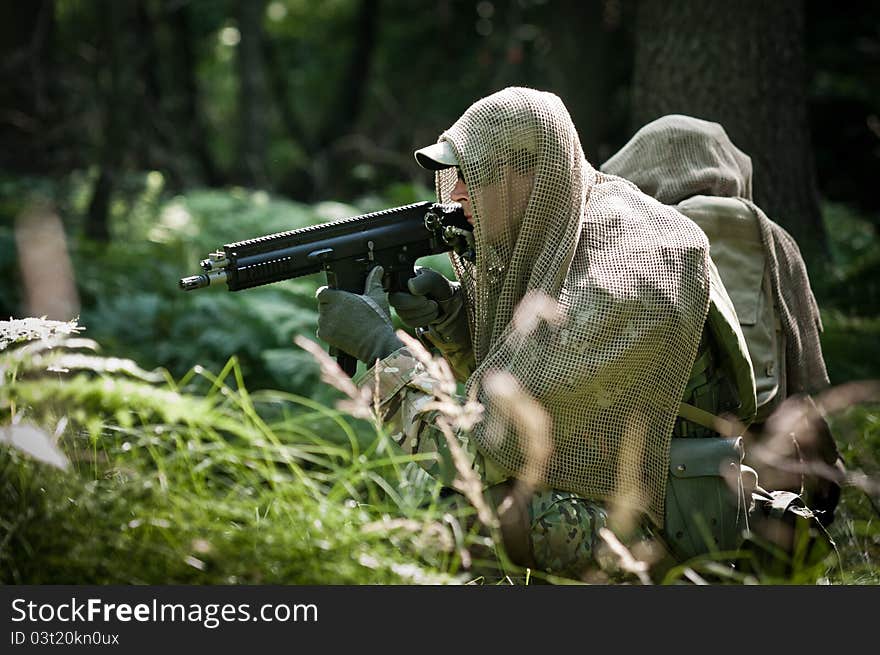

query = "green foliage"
826;404;880;584
814;201;880;383
819;312;880;383
2;313;880;585
72;183;326;394
815;202;880;317
1;320;478;584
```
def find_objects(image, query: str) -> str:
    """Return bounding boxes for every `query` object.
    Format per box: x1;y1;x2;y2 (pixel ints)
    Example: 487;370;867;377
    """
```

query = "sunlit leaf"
0;422;69;470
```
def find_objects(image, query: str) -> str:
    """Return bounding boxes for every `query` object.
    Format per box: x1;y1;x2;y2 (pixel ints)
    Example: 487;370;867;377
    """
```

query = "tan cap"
414;140;458;170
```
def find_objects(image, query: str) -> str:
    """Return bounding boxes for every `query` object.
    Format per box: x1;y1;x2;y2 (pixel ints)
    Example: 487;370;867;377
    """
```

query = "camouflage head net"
431;88;711;525
601;114;829;395
600;114;753;205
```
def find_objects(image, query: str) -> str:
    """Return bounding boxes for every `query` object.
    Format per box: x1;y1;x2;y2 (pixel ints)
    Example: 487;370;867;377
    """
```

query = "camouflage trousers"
523;488;610;579
478;482;658;582
390;414;658;580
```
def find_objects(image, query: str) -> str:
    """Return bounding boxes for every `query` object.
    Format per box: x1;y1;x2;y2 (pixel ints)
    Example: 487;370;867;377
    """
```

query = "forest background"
1;0;878;585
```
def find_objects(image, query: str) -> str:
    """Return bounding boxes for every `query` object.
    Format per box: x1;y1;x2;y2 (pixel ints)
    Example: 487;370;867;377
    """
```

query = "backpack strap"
678;401;741;439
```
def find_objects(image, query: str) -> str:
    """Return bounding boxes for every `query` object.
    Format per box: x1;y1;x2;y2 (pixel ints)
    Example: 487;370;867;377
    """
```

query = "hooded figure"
601;114;841;527
601;114;829;399
426;89;714;528
316;89;753;576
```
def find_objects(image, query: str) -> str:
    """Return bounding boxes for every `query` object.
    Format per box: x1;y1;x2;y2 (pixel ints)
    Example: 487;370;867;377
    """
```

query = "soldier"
315;88;758;580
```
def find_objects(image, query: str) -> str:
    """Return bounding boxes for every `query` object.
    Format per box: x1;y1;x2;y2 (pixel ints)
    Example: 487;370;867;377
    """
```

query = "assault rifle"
179;201;474;376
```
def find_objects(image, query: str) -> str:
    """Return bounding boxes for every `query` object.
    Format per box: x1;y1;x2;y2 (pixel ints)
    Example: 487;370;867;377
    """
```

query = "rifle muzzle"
179;269;228;291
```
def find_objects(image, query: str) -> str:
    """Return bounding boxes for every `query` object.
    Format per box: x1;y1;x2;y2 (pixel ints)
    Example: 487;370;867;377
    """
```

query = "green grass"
3;320;879;586
0;321;484;584
824;403;880;584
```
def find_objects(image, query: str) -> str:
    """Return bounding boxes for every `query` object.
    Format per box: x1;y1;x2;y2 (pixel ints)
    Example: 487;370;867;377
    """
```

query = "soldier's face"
463;166;535;248
450;169;473;226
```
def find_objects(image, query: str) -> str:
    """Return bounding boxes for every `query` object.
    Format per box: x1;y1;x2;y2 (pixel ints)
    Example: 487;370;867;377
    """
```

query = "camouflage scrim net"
431;88;711;525
601;114;829;395
601;114;754;205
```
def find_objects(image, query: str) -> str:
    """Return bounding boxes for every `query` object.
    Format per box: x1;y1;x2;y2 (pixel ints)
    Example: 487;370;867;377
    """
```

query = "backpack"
675;195;843;528
662;258;758;562
660;204;836;572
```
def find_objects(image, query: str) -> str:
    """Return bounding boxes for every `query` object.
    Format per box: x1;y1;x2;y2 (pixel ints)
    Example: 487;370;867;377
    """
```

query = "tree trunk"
236;0;270;189
630;0;827;262
263;0;380;200
309;0;380;199
168;0;223;187
87;0;127;243
545;0;631;165
133;1;165;174
313;0;380;153
0;0;55;174
86;168;112;242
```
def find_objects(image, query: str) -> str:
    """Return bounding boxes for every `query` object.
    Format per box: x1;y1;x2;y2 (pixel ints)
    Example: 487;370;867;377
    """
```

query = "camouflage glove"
316;265;404;365
388;266;471;351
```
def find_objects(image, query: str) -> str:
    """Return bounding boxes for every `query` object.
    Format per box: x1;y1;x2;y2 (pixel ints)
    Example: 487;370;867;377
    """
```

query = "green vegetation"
1;0;876;588
1;171;443;395
825;404;880;584
1;318;484;584
1;175;878;585
0;173;490;584
3;312;877;586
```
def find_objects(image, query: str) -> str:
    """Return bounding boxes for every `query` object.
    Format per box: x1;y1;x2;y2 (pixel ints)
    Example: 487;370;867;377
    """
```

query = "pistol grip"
329;347;357;377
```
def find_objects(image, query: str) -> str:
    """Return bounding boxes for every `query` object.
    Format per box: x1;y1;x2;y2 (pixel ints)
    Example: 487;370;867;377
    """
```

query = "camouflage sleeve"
417;325;476;383
354;346;498;488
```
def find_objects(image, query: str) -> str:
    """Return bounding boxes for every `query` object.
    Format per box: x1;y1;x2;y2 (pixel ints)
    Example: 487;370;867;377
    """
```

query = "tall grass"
4;319;878;585
825;403;880;584
0;319;485;584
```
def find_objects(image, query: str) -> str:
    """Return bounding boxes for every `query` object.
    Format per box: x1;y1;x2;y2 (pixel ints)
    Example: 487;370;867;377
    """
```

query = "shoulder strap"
677;401;742;439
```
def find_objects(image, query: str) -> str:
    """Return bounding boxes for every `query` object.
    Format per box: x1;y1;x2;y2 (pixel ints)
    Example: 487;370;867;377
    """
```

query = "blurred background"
2;0;879;586
1;0;878;391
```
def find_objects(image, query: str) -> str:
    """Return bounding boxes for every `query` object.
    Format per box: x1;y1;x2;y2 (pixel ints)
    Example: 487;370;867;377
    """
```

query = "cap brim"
414;141;458;170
